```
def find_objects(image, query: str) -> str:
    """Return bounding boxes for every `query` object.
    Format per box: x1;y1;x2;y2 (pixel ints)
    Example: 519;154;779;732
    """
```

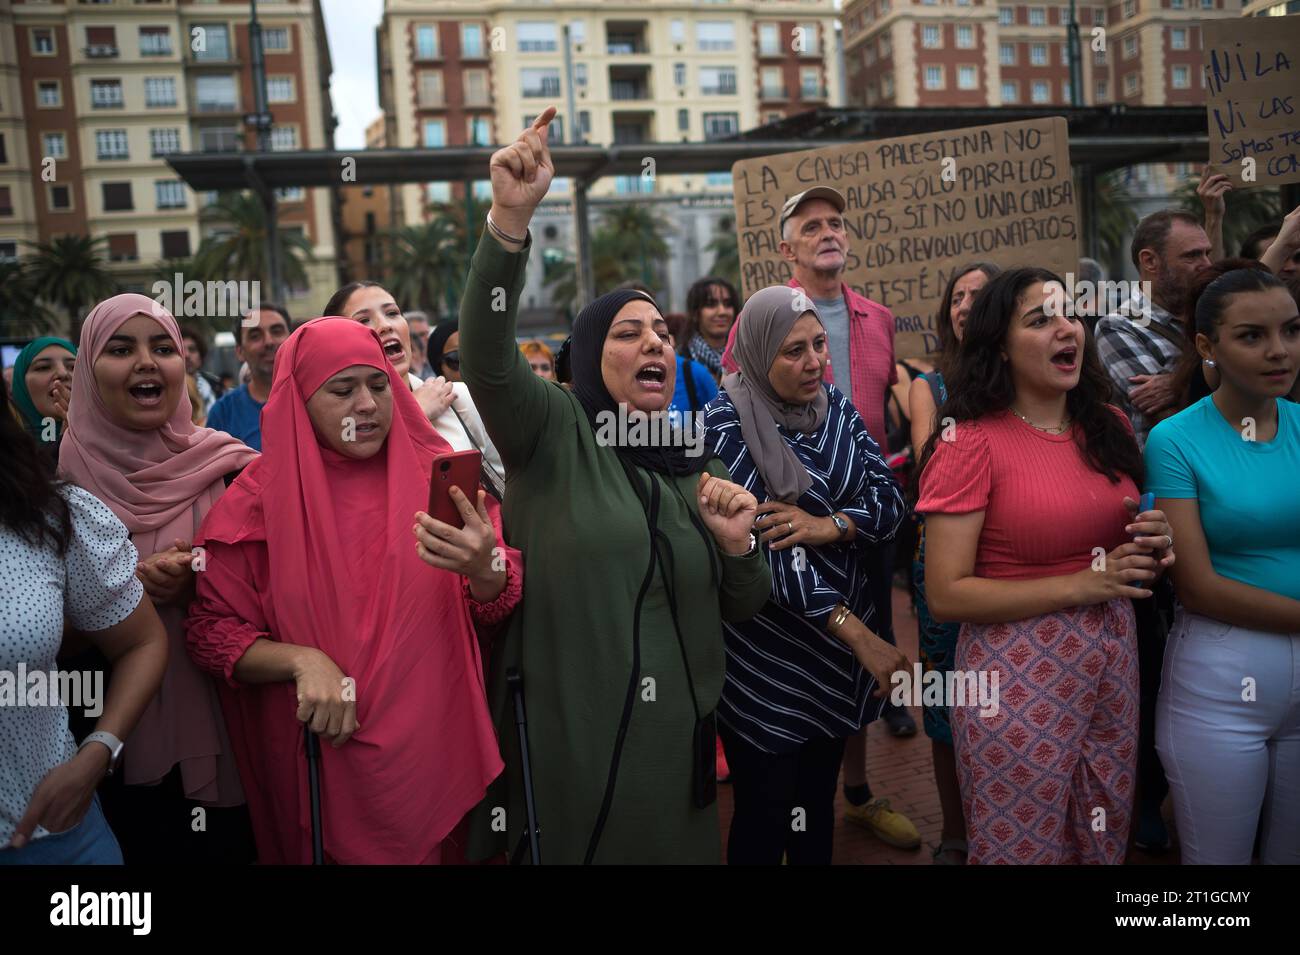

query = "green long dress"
459;235;771;864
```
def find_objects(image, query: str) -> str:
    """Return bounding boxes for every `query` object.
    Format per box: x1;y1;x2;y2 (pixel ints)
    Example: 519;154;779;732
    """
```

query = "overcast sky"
323;0;384;150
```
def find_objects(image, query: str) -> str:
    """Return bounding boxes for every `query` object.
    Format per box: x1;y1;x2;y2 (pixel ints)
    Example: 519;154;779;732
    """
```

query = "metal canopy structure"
167;105;1212;308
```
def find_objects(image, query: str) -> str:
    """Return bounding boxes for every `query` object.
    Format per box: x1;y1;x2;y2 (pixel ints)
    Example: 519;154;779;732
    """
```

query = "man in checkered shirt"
1095;210;1213;447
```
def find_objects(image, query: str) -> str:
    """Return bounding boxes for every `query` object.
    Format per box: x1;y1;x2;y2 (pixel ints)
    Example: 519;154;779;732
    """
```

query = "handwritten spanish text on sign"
731;118;1078;359
1203;14;1300;187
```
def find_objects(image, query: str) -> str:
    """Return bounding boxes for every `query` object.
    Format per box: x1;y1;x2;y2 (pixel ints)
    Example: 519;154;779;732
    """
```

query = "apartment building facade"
842;0;1242;108
338;114;391;283
0;0;338;316
376;0;842;320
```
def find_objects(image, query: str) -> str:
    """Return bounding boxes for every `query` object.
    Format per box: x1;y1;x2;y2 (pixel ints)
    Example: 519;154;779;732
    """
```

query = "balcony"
612;111;653;145
85;44;120;59
610;64;651;102
606;20;649;55
195;100;239;114
198;128;242;153
760;84;789;101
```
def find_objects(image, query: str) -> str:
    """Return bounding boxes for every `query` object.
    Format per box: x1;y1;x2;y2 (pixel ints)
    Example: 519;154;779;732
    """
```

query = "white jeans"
1156;609;1300;864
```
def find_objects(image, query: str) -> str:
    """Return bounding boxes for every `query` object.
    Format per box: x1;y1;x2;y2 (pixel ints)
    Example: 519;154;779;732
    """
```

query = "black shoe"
882;704;917;737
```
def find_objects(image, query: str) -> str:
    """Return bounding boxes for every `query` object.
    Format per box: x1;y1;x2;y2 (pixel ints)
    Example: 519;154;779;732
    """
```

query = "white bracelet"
486;212;526;246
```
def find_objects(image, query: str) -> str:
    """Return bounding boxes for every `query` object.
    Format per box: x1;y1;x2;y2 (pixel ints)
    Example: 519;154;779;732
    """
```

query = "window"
703;112;739;140
880;35;892;57
1172;65;1190;88
427;182;451;204
678;108;690;132
417;25;438;58
277;186;304;202
140;27;171;56
423;119;446;147
161;231;191;259
798;22;820;55
0;243;16;263
998;7;1014;25
150;127;181;156
518;21;558;52
1094;9;1106;26
800;67;820;97
32;28;56;55
759;22;780;55
761;66;784;98
883;74;895;97
1031;80;1050;103
674;62;686;86
523;114;563;143
86;26;117;57
1171;28;1188;50
696;21;736;52
43;132;67;159
418;71;443;106
922;25;941;48
1124;72;1139;94
574;64;588;88
1030;43;1048;65
266;76;294;103
0;187;11;216
156;180;185;209
37;81;61;108
567;21;585;47
1029;7;1046;25
269;126;297;151
957;25;975;49
958;65;978;90
102;182;134;212
1096;78;1109;99
1063;80;1072;102
1094;48;1107;65
865;46;877;66
462;23;484;57
1201;0;1213;7
521;68;561;98
193;24;230;61
468;116;491;146
1000;42;1016;65
262;27;289;51
107;234;138;263
91;79;124;109
464;69;489;105
96;129;130;160
195;75;237;111
700;66;737;95
1123;35;1137;59
1122;0;1135;16
924;65;944;89
1002;80;1019;103
472;181;492;201
671;19;686;45
49;184;72;211
145;76;177;107
199;127;240;153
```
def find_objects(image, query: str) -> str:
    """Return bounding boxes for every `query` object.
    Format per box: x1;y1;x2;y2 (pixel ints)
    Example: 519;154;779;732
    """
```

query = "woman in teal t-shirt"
1144;267;1300;865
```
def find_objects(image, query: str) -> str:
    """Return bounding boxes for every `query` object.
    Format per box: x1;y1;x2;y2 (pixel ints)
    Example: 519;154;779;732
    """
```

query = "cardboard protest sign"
1204;14;1300;188
731;117;1078;359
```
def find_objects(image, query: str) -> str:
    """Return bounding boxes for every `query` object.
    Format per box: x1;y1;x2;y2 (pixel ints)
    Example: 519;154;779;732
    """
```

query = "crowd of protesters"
3;106;1299;866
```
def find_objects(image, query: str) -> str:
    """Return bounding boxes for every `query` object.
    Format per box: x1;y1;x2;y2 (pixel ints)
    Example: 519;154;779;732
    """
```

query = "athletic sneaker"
843;797;922;849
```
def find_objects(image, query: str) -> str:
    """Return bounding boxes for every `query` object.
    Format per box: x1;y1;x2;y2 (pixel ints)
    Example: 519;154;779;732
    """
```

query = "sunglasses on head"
441;350;460;371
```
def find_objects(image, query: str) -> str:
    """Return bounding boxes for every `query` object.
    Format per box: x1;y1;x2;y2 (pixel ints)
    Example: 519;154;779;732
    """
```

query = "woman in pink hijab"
186;318;518;864
58;293;259;863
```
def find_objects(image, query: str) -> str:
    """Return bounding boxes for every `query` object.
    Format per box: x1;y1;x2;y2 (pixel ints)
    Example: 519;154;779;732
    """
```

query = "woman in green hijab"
11;337;76;463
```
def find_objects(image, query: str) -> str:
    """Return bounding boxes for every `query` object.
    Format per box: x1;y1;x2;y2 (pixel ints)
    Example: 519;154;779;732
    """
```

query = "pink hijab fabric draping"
59;292;256;804
194;317;503;864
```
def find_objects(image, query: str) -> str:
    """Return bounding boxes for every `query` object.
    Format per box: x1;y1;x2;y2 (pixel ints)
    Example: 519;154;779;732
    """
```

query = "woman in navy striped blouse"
703;285;909;865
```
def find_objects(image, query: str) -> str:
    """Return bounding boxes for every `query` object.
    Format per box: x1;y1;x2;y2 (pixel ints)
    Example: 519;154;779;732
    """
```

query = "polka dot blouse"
0;485;143;845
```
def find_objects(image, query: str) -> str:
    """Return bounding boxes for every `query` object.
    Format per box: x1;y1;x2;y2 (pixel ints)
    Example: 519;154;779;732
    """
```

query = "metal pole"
563;25;581;145
573;178;594;312
249;0;281;300
1067;0;1083;108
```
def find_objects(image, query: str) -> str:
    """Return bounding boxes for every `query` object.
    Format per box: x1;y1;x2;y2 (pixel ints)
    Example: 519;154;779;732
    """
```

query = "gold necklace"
1010;406;1072;434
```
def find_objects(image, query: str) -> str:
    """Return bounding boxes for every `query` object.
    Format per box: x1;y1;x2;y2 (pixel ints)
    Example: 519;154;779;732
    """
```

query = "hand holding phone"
427;450;483;528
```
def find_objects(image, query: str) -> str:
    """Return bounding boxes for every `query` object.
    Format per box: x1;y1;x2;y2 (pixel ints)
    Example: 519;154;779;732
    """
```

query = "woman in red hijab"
186;318;519;864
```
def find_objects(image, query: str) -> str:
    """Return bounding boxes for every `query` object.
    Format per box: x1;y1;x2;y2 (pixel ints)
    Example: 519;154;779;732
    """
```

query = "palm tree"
705;229;740;292
22;235;118;338
545;203;672;313
383;215;465;317
1091;171;1139;279
0;260;57;338
195;191;313;298
1174;180;1282;258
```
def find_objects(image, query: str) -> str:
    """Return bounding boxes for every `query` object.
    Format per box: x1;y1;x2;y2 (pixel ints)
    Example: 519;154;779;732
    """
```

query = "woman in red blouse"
186;318;520;864
916;267;1174;864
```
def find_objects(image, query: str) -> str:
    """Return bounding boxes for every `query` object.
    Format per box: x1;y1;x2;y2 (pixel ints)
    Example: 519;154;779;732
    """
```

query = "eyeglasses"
441;350;460;371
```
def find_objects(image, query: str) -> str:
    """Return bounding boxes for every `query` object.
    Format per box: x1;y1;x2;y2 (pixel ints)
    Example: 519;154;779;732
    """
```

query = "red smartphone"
428;449;482;528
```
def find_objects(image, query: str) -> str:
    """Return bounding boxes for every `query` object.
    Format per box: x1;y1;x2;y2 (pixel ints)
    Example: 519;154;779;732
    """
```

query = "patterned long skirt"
952;598;1138;864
